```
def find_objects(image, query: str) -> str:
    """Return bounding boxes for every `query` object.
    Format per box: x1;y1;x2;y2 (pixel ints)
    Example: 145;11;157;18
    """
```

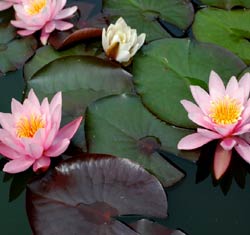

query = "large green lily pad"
85;94;198;187
27;56;133;149
24;44;99;80
103;0;194;41
133;38;246;128
193;8;250;64
0;23;37;76
200;0;250;9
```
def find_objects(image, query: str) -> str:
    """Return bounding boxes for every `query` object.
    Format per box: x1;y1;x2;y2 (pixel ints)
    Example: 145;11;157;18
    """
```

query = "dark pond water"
1;0;250;234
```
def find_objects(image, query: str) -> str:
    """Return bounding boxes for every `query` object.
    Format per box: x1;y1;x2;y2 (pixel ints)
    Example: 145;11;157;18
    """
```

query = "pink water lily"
11;0;77;45
0;0;21;11
0;89;82;174
178;71;250;179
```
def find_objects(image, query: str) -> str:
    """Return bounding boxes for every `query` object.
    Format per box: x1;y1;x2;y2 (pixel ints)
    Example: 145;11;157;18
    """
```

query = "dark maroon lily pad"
130;219;185;235
48;28;102;50
26;153;167;235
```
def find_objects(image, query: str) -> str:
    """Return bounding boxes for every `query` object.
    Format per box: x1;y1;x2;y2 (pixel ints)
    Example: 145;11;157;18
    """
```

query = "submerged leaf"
85;95;196;187
26;154;167;235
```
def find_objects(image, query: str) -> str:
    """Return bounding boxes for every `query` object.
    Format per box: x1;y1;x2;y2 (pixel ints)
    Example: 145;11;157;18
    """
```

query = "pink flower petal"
23;141;43;159
213;124;237;137
55;116;82;141
220;137;236;150
11;98;23;114
197;128;221;139
27;89;40;107
54;6;77;20
190;85;210;115
208;70;225;100
33;157;51;172
45;138;70;157
239;72;250;103
54;20;74;31
180;100;201;113
213;144;232;180
188;112;213;129
225;76;238;96
0;143;20;160
0;112;14;130
17;29;35;36
234;138;250;164
3;157;35;174
177;133;212;150
233;123;250;135
40;30;50;45
50;92;62;114
44;124;58;149
0;2;13;11
45;21;55;33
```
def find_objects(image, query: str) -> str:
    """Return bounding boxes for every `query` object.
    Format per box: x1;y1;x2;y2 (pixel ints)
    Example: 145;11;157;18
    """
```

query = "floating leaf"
193;8;250;64
0;23;37;76
200;0;250;9
26;154;167;235
85;94;197;187
133;38;246;128
48;28;102;50
103;0;194;41
27;55;133;149
129;219;185;235
24;44;98;80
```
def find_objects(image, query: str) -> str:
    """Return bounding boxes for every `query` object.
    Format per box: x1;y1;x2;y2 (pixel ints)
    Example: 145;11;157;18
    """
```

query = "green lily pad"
85;94;198;187
193;8;250;64
200;0;250;9
24;44;100;80
0;23;37;76
132;38;246;128
103;0;194;41
27;55;133;149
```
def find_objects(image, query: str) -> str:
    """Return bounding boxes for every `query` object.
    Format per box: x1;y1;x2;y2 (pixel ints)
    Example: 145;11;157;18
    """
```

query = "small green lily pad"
0;23;37;76
193;8;250;64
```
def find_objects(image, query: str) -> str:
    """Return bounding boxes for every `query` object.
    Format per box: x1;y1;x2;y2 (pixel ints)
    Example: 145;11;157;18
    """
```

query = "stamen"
24;0;46;15
209;95;242;125
16;114;45;138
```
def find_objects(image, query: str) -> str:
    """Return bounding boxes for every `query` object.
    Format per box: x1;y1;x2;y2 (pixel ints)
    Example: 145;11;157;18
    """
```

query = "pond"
1;0;250;234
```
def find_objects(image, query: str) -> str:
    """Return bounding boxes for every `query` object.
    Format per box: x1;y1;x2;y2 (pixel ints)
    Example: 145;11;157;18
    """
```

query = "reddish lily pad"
130;219;185;235
0;23;37;76
85;94;197;187
26;154;167;235
48;28;102;50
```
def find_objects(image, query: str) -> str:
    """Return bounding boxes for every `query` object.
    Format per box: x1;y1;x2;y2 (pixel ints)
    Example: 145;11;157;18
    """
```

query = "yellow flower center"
16;114;45;138
24;0;47;15
209;95;243;125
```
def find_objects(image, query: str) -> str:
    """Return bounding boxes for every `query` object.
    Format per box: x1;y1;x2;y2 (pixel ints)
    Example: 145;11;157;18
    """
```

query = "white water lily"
102;17;146;63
